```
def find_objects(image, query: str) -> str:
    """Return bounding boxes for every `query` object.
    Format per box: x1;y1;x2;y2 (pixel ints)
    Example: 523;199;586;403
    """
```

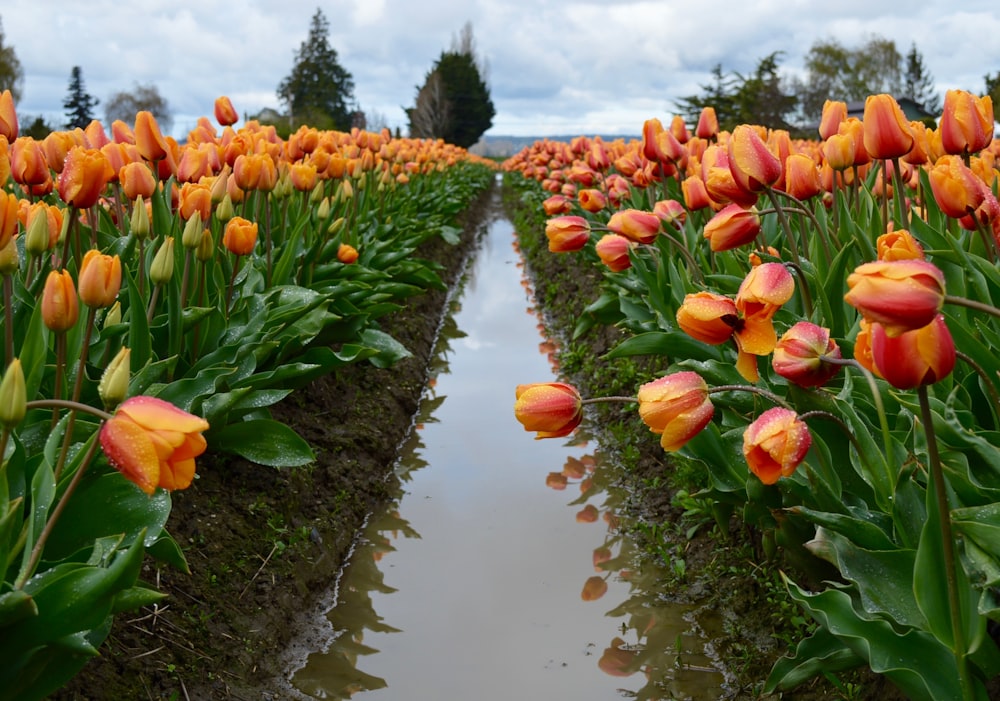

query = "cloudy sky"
4;0;999;140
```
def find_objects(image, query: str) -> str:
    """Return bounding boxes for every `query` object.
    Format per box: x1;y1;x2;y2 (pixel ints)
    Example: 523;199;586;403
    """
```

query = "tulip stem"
707;384;791;409
14;431;103;590
764;187;805;277
27;398;113;421
890;157;909;230
656;231;703;284
918;385;973;700
3;274;12;367
55;307;97;483
581;396;638;405
944;295;1000;320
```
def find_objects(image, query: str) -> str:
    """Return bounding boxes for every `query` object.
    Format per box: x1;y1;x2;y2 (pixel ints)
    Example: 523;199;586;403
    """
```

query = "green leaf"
604;331;722;362
765;627;863;692
361;329;412;368
208;419;314;467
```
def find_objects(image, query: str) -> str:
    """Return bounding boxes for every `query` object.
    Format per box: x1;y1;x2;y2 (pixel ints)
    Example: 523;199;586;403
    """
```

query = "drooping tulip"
703;204;761;252
607;209;660;244
676;291;739;346
514;382;583;439
870;315;955;389
844;259;946;336
99;396;210;494
544;215;591;253
772;321;841;388
595;234;634;272
927;155;988;219
637;372;715;451
743;407;812;485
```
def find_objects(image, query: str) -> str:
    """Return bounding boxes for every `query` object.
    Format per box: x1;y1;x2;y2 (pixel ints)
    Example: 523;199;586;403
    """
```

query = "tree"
63;66;99;130
105;83;173;133
792;35;903;122
985;72;1000;114
675;53;796;132
902;43;941;114
407;23;494;148
277;8;355;131
0;16;23;102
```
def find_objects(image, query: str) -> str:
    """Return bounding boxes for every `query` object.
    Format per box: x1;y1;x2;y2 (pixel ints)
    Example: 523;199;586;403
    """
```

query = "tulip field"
508;92;1000;699
0;92;496;700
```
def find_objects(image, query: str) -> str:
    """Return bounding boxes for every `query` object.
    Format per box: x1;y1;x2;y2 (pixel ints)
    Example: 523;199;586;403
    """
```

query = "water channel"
285;194;726;700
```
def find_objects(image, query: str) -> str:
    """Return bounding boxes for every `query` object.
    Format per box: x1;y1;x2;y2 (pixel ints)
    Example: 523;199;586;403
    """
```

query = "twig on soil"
240;543;279;599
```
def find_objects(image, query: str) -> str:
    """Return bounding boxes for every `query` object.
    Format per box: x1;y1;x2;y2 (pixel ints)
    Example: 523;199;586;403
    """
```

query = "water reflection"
289;204;725;700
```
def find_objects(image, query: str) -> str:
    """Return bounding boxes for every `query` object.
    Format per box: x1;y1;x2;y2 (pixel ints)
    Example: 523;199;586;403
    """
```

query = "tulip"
743;407;812;485
837;118;871;167
99;395;210;494
870;315;955;390
862;94;914;160
98;347;131;410
844;259;946;336
288;162;318;192
728;124;782;192
772;322;841;388
676;292;738;345
542;194;572;216
0;191;17;252
876;229;924;261
823;133;855;172
595;234;634;272
653;199;686;228
818;100;847;140
134;111;169;162
0;358;26;429
337;243;358;264
10;137;49;186
0;89;17;141
545;215;591;253
783;154;822;201
222;216;258;256
149;237;175;285
577;188;607;213
607;209;660;244
514;382;583;439
681;175;713;211
41;269;79;331
57;147;113;209
214;96;239;126
119;161;157;201
179;181;212;222
0;233;18;276
927;155;987;219
41;130;77;174
852;318;880;378
77;249;122;308
637;372;714;451
939;89;994;156
736;262;795;315
581;575;608;601
695;106;718;140
176;145;212;183
703;204;761;252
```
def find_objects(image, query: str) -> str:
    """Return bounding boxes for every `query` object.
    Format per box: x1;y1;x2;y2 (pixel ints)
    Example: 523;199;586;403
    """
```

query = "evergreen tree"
277;8;355;131
63;66;99;130
903;43;941;114
0;16;24;102
105;83;173;133
407;23;494;148
984;72;1000;114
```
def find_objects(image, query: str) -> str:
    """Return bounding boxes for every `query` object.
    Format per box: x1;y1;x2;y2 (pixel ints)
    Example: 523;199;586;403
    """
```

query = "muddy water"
287;206;726;699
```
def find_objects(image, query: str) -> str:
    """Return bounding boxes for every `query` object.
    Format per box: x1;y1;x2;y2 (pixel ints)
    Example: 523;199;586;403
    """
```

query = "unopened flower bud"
339;179;354;201
150;236;175;285
99;346;131;410
104;300;122;328
316;197;331;221
215;193;235;223
309;181;325;204
327;217;345;235
182;214;203;249
25;207;50;256
0;358;26;428
130;195;150;240
0;234;18;276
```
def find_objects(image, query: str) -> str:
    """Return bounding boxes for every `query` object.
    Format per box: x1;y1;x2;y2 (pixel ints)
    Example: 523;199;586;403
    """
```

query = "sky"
3;0;999;141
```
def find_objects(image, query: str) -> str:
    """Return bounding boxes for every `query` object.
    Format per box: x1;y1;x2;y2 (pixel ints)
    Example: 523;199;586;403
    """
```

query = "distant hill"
470;133;640;159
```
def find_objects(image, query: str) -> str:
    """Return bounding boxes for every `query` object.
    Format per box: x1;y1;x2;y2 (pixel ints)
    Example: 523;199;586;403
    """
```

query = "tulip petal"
100;418;159;495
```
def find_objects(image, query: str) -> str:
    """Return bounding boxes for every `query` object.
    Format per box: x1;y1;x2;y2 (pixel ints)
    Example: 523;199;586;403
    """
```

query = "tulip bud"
104;300;122;328
514;383;583;439
25;206;51;256
317;197;331;221
182;214;203;249
339;179;354;201
309;181;325;204
130;195;150;240
337;243;358;264
327;217;345;235
637;372;715;451
99;347;131;410
0;358;26;428
150;236;175;285
210;167;230;203
0;234;18;276
196;229;214;262
215;192;235;223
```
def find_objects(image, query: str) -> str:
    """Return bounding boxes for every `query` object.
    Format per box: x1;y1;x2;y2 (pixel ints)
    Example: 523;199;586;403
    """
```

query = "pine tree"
277;8;355;131
63;66;99;129
0;16;23;102
903;43;941;114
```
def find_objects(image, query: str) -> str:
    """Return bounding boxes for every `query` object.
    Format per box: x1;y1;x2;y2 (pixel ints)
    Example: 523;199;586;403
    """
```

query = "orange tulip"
695;106;718;140
927;155;987;219
288;162;318;192
337;243;358;264
844;259;946;336
852;318;880;378
595;234;634;272
57;147;113;208
577;188;608;213
939;89;994;156
514;382;583;439
545;215;591;253
703;204;761;252
837;118;871;167
743;407;812;485
870;314;955;389
818;100;847;140
823;133;855;172
637;371;714;452
728;124;782;192
862;94;914;160
222;216;258;256
178;181;212;222
77;249;122;308
772;321;841;388
214;96;239;126
41;269;79;331
676;291;738;345
653;198;686;228
876;229;924;261
99;396;210;494
134;111;169;162
607;209;660;244
0;90;16;141
119;161;157;201
542;194;572;216
176;145;212;183
0;192;17;252
41;130;78;173
681;174;713;211
783;153;822;201
10;137;49;186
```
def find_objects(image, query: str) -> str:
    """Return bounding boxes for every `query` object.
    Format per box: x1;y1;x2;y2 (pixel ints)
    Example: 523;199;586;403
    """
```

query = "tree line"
0;8;495;148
